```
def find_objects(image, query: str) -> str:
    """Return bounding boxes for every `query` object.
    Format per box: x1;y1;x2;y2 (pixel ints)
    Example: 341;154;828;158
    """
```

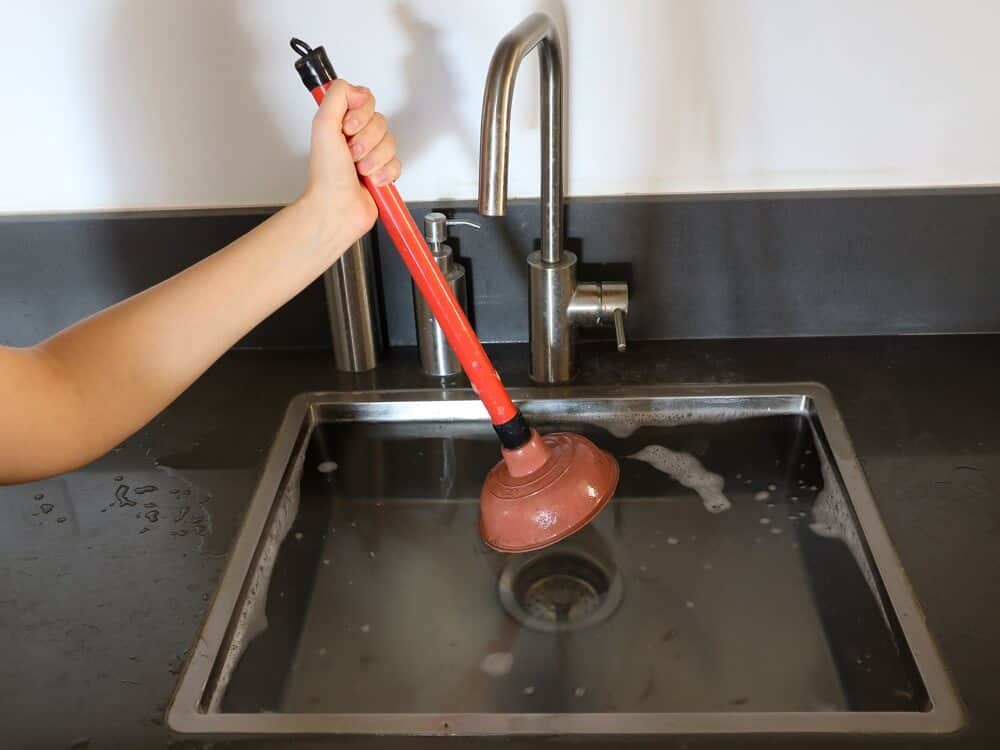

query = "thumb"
313;79;357;136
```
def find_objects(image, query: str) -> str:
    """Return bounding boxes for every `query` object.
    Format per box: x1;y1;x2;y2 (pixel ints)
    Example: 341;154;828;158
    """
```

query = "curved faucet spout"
478;12;563;265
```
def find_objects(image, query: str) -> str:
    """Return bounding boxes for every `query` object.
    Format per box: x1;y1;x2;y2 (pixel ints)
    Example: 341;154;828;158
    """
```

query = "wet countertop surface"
2;335;998;750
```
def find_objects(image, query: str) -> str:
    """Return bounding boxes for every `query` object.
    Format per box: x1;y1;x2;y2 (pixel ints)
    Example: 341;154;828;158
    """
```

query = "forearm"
17;196;348;480
1;78;397;485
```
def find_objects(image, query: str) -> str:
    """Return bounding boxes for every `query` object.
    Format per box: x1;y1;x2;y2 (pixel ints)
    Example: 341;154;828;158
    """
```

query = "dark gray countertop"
2;335;998;750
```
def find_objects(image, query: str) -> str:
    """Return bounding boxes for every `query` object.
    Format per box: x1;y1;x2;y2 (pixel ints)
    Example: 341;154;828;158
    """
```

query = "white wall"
2;0;999;214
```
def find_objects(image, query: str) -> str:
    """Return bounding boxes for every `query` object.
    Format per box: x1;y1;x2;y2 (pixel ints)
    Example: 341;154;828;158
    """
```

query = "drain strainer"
498;548;623;632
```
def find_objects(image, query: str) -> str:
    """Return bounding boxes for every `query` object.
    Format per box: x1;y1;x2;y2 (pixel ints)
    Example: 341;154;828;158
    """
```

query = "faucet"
479;12;628;384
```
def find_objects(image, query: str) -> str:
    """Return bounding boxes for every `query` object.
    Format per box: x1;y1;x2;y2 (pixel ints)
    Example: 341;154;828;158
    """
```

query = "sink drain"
499;547;623;632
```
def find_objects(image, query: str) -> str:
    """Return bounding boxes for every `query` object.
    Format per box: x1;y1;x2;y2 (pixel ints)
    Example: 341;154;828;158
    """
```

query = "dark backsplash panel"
2;190;999;349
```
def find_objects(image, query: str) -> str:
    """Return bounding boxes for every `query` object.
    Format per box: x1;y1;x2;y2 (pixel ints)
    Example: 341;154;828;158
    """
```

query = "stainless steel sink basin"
167;384;962;736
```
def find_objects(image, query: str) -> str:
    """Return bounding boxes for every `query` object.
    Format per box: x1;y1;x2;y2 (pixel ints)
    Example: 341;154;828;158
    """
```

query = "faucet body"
479;13;627;383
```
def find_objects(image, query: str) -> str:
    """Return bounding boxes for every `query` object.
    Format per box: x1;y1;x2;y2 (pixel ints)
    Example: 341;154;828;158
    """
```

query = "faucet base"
528;250;577;384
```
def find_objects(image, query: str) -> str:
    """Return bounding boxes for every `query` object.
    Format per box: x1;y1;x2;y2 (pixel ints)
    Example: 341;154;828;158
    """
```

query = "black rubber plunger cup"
290;38;618;552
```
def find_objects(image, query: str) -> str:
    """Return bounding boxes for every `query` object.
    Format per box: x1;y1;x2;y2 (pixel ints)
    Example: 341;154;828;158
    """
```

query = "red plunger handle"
308;81;518;427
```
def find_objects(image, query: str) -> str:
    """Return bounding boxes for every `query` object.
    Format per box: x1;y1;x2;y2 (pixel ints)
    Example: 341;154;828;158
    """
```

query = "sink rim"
167;382;964;736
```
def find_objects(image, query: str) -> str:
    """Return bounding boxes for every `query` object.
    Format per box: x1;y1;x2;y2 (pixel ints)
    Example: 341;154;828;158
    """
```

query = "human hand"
300;80;401;242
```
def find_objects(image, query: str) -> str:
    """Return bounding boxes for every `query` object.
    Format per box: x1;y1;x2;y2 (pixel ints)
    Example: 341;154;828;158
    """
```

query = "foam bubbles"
627;445;732;514
480;651;514;677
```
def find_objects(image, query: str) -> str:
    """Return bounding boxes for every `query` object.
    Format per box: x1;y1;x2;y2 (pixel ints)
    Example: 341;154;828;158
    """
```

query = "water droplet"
767;483;777;491
323;559;330;565
318;647;327;656
56;517;67;524
33;493;44;500
171;529;188;537
369;551;375;559
522;685;535;695
685;600;695;609
40;503;54;514
139;527;150;534
753;491;769;501
759;518;771;525
294;532;303;540
360;624;371;634
115;485;135;507
145;509;159;523
114;475;123;482
667;536;679;545
317;461;338;474
770;527;783;535
703;562;713;570
574;686;587;697
201;593;208;601
639;564;648;573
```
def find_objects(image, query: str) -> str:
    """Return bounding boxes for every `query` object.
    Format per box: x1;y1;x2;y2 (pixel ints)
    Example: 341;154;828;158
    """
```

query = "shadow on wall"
630;0;785;339
386;1;480;171
96;0;301;209
84;1;329;347
380;0;571;342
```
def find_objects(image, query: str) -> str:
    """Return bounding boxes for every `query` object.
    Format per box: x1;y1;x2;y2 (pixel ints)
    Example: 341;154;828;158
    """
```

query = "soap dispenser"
413;212;479;376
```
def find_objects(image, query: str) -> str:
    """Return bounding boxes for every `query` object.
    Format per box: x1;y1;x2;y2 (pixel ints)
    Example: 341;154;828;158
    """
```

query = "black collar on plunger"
291;38;337;89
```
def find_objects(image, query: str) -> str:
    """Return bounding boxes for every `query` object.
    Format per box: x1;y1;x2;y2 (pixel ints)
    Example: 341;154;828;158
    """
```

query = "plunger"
291;39;618;552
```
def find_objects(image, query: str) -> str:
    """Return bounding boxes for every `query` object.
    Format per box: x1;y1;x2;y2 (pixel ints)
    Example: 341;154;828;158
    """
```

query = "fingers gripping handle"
290;39;525;435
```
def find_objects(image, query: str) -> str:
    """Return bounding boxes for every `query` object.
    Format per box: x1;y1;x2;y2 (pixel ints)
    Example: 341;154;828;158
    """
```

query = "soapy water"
600;407;753;439
207;449;304;712
626;445;731;514
808;447;889;627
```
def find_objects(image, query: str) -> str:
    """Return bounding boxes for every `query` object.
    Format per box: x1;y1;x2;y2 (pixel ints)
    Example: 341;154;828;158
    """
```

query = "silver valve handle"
613;308;627;352
424;212;481;244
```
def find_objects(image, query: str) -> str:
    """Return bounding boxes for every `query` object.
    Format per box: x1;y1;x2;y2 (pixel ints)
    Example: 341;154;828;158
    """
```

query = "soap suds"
480;652;513;677
207;449;305;711
599;407;753;439
627;445;731;514
807;435;891;630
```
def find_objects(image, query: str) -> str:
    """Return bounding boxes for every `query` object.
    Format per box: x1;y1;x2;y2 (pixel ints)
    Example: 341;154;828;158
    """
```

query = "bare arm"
0;80;400;484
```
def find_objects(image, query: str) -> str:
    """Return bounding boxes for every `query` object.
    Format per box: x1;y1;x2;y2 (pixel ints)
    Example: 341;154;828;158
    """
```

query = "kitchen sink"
167;384;962;736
